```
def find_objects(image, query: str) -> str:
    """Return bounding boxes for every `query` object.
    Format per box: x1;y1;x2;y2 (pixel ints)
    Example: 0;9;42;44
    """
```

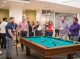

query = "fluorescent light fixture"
8;0;30;3
62;0;76;3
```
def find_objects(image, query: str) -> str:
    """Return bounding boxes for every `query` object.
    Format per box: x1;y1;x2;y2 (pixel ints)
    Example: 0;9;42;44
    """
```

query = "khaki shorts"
71;36;79;41
60;34;68;40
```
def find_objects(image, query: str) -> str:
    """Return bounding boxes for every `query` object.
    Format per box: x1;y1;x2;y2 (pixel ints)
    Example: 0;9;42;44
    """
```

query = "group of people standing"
0;16;80;59
0;18;7;49
0;16;54;59
0;17;18;59
56;16;80;42
19;16;54;51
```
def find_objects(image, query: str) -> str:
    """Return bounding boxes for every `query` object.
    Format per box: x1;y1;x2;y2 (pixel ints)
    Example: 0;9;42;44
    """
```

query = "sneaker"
0;51;2;55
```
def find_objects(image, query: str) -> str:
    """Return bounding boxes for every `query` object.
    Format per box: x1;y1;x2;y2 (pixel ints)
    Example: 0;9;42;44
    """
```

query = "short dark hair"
9;17;15;19
73;17;78;22
3;18;7;21
27;21;30;25
22;16;25;18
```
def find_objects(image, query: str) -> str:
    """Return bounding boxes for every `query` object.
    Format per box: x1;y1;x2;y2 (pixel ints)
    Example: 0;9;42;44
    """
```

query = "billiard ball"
74;42;76;44
54;43;56;46
52;39;54;40
60;42;63;44
43;44;46;46
41;39;45;42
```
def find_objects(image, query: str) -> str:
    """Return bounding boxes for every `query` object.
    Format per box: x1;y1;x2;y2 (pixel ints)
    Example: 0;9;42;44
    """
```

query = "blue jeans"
1;33;6;49
6;36;13;58
47;32;53;37
35;30;43;36
0;33;2;48
70;35;80;57
70;35;79;41
21;31;27;50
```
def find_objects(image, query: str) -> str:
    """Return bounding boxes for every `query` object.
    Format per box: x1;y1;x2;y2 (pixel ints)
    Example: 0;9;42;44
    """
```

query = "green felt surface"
23;36;80;48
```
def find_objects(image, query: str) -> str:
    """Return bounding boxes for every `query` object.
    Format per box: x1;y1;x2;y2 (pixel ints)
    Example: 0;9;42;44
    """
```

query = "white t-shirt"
0;21;7;33
0;51;2;54
37;25;42;31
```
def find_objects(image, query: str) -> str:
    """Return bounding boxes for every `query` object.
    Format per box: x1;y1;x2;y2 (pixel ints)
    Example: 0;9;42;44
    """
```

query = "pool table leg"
26;46;30;56
67;54;73;59
42;56;52;59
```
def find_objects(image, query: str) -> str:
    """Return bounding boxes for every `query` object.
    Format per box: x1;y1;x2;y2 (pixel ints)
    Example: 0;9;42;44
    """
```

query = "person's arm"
8;29;14;39
26;23;29;37
15;23;18;31
58;23;62;31
18;23;21;36
0;25;1;33
32;25;36;36
66;22;70;34
70;25;79;31
18;23;21;31
78;25;80;35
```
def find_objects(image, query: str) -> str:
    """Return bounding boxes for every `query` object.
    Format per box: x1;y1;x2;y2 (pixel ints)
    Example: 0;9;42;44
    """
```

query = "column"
77;13;80;24
9;7;23;24
36;10;42;21
53;12;56;37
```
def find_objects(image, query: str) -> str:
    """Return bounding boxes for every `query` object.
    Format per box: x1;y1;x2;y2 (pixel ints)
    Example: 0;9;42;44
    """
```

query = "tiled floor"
0;45;80;59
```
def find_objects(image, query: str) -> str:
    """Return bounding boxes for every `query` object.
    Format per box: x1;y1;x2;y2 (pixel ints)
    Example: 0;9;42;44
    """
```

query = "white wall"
9;7;23;24
36;10;42;21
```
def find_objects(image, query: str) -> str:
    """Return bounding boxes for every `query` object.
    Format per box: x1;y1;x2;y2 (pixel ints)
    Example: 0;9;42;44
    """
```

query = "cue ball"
74;42;76;44
60;42;63;44
41;40;45;42
53;39;54;40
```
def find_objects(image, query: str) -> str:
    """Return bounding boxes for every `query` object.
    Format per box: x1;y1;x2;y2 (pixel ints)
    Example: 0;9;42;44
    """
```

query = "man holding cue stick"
6;17;18;59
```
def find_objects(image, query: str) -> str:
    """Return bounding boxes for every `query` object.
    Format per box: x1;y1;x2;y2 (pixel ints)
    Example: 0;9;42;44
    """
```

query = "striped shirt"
59;21;70;35
19;21;28;31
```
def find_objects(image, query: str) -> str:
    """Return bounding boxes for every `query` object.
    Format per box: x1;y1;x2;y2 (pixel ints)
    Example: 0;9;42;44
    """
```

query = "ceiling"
39;0;80;8
0;0;80;13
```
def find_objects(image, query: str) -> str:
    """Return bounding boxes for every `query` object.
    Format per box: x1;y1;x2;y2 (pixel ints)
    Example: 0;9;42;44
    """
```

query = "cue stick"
15;31;18;56
14;23;18;56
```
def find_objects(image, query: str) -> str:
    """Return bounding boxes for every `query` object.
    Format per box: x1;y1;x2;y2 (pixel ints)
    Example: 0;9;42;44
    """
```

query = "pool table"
20;36;80;59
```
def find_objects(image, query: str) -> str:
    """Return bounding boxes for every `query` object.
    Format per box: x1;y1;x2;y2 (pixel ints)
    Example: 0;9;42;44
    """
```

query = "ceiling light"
9;0;30;3
62;0;76;3
1;5;5;6
3;1;7;3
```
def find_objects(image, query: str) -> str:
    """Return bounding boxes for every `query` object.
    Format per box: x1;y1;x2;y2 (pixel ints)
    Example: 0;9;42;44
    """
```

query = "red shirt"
47;24;53;32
